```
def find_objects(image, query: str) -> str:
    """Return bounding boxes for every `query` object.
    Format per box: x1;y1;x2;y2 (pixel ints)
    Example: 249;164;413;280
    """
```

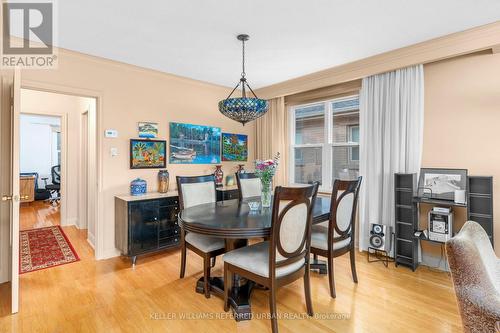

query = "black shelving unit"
394;173;495;272
394;173;419;271
467;176;494;247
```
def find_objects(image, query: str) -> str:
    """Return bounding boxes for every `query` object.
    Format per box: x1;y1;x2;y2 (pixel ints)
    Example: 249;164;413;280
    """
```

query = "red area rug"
20;226;80;274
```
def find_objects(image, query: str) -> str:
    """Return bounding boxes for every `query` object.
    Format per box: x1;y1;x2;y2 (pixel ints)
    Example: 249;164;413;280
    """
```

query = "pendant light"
218;34;269;125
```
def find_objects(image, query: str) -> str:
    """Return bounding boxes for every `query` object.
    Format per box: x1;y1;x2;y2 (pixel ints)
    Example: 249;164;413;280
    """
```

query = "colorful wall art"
222;133;248;161
138;122;158;138
130;139;166;169
169;122;221;164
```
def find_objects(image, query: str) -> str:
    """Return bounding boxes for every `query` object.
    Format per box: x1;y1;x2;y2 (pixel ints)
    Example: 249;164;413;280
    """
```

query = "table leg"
310;256;328;275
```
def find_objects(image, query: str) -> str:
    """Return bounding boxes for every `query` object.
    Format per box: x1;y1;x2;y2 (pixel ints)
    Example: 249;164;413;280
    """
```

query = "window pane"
294;147;322;184
295;104;325;144
332;146;359;181
332;97;359;144
350;126;359;143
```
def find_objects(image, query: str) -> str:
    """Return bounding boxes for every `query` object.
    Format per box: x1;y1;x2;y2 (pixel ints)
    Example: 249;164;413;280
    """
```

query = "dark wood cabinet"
115;194;180;265
216;186;240;201
115;189;240;265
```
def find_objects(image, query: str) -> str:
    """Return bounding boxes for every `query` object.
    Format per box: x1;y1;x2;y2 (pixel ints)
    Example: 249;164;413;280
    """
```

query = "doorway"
18;88;97;275
19;113;62;231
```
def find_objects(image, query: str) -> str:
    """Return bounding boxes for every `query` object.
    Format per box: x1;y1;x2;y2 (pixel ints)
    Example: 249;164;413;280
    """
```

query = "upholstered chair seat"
223;183;319;333
223;241;305;278
177;175;227;298
311;224;351;251
446;221;500;333
185;233;225;253
310;177;362;298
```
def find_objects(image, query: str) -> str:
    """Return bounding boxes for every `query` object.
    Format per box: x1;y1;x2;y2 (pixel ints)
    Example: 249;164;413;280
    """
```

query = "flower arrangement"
254;153;280;207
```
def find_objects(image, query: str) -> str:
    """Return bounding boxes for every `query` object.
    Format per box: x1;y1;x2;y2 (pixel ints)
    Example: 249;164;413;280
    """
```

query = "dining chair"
235;172;261;199
177;175;226;298
310;177;362;298
223;183;319;333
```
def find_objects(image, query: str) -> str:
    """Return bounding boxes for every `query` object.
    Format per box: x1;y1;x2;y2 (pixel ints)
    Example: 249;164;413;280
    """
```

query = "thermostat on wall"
105;129;118;138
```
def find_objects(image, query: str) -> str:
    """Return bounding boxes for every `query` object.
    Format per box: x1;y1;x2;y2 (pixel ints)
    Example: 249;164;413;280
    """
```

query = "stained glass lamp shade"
218;34;269;126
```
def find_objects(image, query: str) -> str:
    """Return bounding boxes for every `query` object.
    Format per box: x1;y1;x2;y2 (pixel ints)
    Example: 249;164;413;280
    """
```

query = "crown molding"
256;21;500;99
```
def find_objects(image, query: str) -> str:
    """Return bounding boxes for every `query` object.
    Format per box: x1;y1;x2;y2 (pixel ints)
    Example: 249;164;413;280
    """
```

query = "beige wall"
12;49;254;258
423;51;500;256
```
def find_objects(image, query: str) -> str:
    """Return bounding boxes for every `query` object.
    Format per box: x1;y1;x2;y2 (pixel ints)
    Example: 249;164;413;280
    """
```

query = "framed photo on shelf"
417;168;467;201
130;139;166;169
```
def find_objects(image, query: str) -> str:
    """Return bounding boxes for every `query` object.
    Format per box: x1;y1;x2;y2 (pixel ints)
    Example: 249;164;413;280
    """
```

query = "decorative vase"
237;164;245;173
158;169;169;193
261;179;272;207
214;165;223;187
130;178;147;196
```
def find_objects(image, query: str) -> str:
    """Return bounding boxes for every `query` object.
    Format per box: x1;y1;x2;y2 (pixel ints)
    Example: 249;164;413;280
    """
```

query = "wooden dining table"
178;195;331;320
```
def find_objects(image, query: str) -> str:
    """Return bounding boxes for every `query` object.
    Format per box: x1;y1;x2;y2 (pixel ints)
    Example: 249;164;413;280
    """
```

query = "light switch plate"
105;129;118;138
110;148;118;156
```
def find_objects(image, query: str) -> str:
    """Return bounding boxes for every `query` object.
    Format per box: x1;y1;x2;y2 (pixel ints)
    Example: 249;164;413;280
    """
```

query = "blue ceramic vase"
130;178;147;196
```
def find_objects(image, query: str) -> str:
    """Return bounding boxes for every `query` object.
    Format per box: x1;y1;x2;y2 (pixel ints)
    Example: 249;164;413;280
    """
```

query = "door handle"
2;195;12;201
20;195;29;200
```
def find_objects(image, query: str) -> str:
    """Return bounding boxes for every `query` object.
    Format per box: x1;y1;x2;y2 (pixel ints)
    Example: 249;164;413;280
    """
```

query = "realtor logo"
1;1;57;68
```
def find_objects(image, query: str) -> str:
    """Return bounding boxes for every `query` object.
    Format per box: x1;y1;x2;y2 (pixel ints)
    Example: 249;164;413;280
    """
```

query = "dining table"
178;195;331;321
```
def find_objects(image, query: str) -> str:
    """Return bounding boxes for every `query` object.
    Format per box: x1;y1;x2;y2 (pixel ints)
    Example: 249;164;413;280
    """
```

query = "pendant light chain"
241;38;246;78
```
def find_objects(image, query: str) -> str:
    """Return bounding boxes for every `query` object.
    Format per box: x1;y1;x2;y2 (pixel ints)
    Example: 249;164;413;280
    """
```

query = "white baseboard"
64;217;78;227
98;248;121;260
87;232;95;249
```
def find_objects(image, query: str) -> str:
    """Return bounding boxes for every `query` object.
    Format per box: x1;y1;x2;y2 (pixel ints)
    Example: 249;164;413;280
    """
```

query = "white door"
5;69;21;314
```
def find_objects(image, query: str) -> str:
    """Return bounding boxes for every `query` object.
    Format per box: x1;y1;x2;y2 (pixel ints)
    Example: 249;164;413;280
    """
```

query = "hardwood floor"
0;222;462;333
20;201;60;231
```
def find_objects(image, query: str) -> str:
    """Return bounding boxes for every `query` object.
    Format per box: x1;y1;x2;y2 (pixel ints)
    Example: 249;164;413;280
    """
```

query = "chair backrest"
51;165;61;185
446;221;500;333
236;172;261;199
269;183;319;278
176;175;216;210
328;177;362;247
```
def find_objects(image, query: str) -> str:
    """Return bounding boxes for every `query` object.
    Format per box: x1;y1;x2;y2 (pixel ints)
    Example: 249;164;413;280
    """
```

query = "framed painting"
222;133;248;162
417;168;468;200
130;139;166;169
138;122;158;138
169;122;221;164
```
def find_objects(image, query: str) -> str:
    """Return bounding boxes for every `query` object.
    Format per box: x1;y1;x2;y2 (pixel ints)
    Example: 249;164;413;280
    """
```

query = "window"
51;127;61;166
290;95;359;191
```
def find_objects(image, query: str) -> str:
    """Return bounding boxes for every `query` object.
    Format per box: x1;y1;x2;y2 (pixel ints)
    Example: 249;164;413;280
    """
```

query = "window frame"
347;124;360;163
289;94;359;193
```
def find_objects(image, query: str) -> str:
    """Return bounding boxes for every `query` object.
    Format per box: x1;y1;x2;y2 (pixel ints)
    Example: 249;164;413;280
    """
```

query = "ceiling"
38;1;500;88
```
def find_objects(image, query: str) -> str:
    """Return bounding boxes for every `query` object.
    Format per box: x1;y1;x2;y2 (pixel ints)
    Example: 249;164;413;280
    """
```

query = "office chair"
42;165;61;206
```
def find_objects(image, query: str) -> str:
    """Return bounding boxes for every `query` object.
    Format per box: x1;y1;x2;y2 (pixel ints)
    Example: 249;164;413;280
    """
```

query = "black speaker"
369;223;392;252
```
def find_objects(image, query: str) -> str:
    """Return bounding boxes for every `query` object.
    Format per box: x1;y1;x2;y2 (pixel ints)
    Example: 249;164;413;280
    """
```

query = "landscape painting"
222;133;248;161
138;122;158;138
169;122;221;164
418;168;467;200
130;139;166;169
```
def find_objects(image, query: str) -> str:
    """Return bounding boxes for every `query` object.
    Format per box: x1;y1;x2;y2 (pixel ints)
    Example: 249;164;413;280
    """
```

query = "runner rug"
20;225;80;274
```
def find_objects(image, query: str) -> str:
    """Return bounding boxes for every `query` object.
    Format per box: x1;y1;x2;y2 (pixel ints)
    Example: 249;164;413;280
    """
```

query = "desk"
20;175;35;203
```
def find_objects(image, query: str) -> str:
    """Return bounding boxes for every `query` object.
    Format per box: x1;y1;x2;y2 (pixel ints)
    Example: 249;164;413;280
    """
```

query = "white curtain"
358;65;424;253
